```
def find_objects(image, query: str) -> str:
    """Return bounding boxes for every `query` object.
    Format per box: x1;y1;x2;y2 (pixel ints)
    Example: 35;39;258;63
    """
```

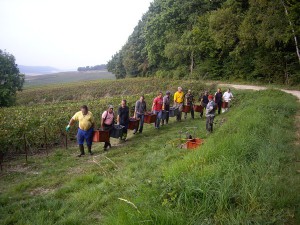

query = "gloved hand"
65;125;70;132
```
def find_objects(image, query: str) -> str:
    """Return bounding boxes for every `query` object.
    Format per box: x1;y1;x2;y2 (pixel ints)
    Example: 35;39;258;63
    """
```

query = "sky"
0;0;153;70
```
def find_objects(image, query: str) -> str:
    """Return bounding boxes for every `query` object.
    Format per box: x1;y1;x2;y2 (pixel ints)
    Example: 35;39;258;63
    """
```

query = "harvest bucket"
128;118;139;130
144;113;157;124
194;105;203;112
93;130;110;142
186;138;203;149
182;105;191;113
222;102;228;108
169;107;179;117
110;124;124;138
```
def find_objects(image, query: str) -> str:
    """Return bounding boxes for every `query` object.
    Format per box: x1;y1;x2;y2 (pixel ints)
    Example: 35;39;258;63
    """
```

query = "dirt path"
220;83;300;101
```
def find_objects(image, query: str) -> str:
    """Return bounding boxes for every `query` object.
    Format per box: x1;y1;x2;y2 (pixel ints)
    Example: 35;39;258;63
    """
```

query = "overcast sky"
0;0;152;70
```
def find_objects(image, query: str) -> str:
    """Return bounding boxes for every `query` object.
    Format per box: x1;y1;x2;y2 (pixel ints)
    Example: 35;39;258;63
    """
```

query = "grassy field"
0;85;299;224
24;71;115;88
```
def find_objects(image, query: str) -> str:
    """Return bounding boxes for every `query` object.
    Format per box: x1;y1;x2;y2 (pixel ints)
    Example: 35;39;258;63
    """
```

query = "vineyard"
1;78;214;155
0;86;299;224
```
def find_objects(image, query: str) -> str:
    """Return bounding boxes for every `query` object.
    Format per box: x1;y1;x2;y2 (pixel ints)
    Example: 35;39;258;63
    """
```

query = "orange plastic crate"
93;130;110;142
186;138;203;149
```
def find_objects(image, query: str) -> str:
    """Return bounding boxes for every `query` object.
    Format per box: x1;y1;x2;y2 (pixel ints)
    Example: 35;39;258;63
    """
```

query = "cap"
208;95;214;100
108;105;114;109
166;90;171;94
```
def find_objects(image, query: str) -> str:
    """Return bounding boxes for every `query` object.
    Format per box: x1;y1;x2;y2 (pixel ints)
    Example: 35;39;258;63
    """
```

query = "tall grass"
104;90;300;224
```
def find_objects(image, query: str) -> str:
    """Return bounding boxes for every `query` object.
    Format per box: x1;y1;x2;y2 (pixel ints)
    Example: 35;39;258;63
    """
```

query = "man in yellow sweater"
174;87;184;121
66;105;95;157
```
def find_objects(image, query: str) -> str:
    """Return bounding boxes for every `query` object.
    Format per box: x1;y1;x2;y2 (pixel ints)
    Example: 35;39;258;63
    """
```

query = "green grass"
0;89;299;224
24;71;115;88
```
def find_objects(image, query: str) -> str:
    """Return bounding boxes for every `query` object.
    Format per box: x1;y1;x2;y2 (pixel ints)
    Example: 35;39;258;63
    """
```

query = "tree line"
107;0;300;85
77;64;107;72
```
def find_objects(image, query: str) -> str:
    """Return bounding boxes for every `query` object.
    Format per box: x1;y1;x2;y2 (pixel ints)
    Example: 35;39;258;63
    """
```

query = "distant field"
24;70;115;87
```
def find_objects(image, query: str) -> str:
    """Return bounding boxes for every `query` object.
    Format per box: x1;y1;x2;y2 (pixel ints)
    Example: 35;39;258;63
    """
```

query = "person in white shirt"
222;88;233;112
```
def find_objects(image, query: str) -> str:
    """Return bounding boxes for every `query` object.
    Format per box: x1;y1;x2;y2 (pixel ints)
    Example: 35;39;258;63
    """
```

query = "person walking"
222;88;234;112
152;92;163;129
174;87;184;121
206;95;216;133
161;91;171;125
117;100;129;141
199;91;209;118
214;88;223;115
101;105;115;150
134;95;147;134
66;105;95;157
184;89;195;119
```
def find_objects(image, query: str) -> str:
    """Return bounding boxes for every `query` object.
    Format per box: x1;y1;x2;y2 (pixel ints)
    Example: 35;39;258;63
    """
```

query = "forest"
107;0;300;85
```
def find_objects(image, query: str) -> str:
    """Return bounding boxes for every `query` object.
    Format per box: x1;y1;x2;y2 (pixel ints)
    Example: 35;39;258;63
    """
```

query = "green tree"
0;50;24;107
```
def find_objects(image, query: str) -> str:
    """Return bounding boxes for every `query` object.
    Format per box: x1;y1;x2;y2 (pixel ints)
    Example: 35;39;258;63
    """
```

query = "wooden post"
44;127;48;156
24;133;28;163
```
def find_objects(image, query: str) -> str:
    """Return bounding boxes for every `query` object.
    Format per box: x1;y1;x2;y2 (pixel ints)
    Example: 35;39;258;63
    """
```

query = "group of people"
66;87;233;157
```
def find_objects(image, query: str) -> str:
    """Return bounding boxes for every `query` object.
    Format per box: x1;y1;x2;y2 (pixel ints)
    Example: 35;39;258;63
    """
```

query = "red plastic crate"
186;138;203;149
182;105;191;113
194;105;203;112
93;130;110;142
144;113;157;124
128;118;139;130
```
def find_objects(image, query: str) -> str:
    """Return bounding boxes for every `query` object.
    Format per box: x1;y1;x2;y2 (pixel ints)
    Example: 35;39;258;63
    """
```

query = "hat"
108;105;114;109
166;90;171;94
188;89;191;92
208;95;214;100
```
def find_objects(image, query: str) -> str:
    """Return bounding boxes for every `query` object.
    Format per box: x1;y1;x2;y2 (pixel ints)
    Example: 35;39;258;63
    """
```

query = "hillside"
107;0;300;84
24;70;115;87
0;79;299;224
18;65;63;75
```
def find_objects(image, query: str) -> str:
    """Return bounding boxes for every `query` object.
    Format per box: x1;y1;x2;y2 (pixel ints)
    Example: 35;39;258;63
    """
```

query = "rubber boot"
78;144;85;157
87;145;93;155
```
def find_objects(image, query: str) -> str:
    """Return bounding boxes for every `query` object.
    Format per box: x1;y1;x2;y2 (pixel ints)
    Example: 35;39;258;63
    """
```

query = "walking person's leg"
139;114;144;133
191;104;194;119
206;117;209;132
218;102;222;115
77;128;85;157
156;111;162;128
85;127;94;155
166;110;169;124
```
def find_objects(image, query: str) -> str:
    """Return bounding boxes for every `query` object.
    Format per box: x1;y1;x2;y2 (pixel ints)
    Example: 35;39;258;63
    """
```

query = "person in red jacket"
152;92;163;129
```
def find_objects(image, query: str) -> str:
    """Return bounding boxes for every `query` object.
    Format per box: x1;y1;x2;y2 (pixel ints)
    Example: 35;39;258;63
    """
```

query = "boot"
88;145;93;155
78;144;85;157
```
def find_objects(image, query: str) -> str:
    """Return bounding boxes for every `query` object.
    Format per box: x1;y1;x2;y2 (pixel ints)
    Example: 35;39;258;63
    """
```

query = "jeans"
136;113;144;133
153;110;162;128
77;127;94;146
206;116;215;132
